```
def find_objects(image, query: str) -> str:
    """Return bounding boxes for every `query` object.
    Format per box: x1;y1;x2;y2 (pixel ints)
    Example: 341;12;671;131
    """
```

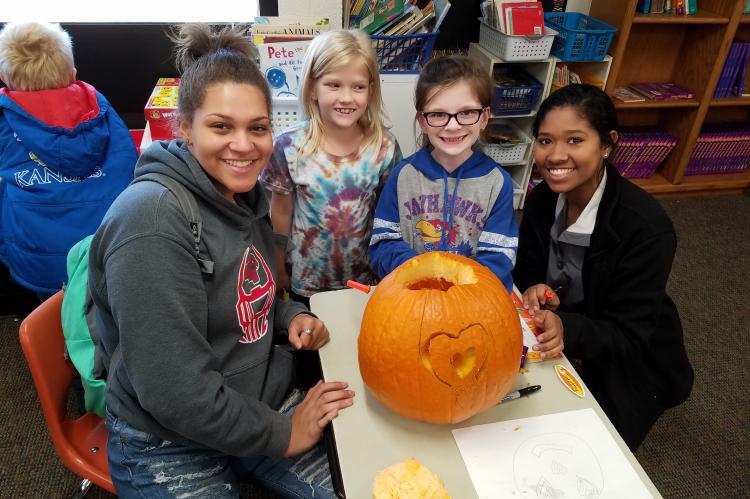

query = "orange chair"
19;291;115;497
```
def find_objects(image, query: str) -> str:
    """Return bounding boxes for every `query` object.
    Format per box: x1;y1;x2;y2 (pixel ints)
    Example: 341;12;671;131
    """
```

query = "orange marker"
346;280;371;294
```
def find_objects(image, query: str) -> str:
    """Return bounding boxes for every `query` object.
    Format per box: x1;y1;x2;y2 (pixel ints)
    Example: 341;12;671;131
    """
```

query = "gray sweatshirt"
89;140;308;458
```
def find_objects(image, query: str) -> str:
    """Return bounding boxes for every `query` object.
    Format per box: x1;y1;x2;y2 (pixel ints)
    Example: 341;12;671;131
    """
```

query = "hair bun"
170;23;257;74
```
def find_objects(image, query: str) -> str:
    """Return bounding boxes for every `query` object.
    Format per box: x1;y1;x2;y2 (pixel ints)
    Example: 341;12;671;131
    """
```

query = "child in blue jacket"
0;22;136;298
369;56;518;291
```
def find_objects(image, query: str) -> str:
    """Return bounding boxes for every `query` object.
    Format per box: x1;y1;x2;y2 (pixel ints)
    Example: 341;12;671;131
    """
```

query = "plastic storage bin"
492;65;544;116
370;32;438;74
543;12;616;62
482;120;532;165
478;20;557;62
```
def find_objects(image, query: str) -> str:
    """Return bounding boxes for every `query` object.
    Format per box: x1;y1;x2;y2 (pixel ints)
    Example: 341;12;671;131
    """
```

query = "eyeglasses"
421;108;485;127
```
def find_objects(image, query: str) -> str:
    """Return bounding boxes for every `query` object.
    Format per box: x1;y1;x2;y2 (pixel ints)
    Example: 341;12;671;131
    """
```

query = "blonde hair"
299;29;386;156
0;22;74;91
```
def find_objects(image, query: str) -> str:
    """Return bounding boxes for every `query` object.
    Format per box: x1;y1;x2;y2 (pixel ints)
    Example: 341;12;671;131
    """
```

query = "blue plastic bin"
492;65;543;116
370;32;438;74
543;13;616;61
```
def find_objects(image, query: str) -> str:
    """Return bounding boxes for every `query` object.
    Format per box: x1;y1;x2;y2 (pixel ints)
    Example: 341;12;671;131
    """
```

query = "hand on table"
288;314;329;350
531;310;564;360
523;284;561;316
285;380;355;457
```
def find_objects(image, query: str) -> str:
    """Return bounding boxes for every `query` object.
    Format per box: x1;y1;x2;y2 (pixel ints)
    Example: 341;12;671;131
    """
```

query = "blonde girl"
260;29;402;306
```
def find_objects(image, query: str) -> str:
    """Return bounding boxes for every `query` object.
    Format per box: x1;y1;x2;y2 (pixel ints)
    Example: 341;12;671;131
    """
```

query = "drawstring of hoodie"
439;168;464;251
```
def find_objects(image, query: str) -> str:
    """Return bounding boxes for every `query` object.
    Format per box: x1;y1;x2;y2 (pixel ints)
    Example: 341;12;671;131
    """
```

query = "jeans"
105;390;336;498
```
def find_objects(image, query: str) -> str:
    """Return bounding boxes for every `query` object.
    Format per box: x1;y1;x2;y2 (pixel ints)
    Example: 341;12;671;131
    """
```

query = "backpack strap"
104;175;216;381
132;174;214;275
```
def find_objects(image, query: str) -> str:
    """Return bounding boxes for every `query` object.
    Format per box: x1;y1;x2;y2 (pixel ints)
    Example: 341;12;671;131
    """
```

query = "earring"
185;138;192;146
603;152;609;158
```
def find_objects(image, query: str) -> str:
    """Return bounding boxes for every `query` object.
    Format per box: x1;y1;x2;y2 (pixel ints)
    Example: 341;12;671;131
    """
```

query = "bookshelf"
590;0;750;196
468;44;612;208
469;43;556;209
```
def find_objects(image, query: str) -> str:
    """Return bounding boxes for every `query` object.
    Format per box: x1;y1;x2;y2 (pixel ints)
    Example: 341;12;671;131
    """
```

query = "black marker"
501;385;541;403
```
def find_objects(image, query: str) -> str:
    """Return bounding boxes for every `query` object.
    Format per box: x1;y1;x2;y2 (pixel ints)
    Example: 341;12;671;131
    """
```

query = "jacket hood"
0;81;110;178
410;148;498;180
135;140;269;228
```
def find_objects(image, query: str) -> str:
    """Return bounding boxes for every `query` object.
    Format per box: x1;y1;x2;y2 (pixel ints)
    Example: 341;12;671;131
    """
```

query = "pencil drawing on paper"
513;433;604;498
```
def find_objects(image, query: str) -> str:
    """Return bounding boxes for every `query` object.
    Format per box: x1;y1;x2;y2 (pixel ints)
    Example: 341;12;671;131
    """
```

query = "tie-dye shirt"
260;121;401;297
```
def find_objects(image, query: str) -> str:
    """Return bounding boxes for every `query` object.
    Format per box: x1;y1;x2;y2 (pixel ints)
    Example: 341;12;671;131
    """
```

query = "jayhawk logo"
415;218;473;256
235;246;276;343
416;218;457;246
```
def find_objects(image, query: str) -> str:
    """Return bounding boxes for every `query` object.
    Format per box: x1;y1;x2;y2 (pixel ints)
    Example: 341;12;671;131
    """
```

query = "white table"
312;288;662;498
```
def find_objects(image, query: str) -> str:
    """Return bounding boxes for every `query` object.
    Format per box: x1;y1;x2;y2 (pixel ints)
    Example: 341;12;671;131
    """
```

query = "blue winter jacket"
0;81;136;294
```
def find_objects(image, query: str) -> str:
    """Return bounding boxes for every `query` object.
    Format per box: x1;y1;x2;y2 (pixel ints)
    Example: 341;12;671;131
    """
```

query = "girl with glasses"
369;56;518;290
260;30;401;309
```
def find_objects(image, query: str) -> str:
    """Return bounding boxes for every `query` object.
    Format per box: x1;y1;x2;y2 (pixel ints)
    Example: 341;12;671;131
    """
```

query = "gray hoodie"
89;140;307;458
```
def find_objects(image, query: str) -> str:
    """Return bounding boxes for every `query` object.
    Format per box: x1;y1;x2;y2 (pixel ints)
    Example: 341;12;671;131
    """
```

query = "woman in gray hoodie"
89;24;354;498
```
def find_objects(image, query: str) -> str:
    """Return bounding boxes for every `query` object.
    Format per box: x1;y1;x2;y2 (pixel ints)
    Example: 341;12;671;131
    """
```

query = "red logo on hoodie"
235;246;276;343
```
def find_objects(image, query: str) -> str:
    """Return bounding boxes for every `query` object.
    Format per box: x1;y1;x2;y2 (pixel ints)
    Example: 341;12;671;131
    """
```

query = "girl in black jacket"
513;84;693;450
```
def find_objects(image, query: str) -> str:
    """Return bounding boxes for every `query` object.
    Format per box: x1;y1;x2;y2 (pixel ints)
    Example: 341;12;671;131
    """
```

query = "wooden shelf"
710;97;750;106
614;99;701;109
633;171;750;195
633;9;730;24
741;14;750;24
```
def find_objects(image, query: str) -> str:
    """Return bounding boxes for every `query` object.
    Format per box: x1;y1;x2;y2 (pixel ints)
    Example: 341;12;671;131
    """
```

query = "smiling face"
311;60;371;133
534;105;616;205
179;82;273;202
418;80;489;172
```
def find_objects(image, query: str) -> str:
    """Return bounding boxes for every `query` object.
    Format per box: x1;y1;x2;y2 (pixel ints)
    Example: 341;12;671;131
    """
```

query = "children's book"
257;41;310;99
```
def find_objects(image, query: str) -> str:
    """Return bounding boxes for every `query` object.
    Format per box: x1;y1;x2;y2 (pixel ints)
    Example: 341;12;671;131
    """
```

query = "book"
373;4;415;35
636;0;652;14
613;87;646;103
432;0;452;32
505;2;544;36
257;41;310;99
493;0;531;33
732;42;750;97
360;0;406;34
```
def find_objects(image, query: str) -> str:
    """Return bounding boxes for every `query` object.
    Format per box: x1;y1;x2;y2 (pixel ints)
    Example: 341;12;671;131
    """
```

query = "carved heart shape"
424;324;489;388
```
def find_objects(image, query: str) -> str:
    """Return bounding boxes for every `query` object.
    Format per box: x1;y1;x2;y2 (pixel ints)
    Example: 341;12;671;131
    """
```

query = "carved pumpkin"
358;252;522;424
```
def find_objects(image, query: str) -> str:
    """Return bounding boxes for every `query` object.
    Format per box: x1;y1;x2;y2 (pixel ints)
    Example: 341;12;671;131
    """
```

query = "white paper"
452;409;655;499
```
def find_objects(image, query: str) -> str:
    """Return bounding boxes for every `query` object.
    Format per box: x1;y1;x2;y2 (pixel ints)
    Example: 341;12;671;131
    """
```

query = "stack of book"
482;0;545;36
610;127;678;179
350;0;451;35
612;83;695;102
637;0;696;15
686;123;750;175
250;17;332;99
714;39;750;98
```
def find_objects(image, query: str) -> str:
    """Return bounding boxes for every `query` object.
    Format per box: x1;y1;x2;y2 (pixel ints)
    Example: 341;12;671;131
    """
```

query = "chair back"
19;291;115;494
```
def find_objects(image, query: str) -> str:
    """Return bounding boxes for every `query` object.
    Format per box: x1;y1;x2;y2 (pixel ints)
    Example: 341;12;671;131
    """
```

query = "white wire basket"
272;97;302;134
479;20;557;62
482;121;533;165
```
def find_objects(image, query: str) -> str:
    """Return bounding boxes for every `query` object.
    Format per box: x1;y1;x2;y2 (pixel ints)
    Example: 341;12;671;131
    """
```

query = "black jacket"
513;165;693;450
